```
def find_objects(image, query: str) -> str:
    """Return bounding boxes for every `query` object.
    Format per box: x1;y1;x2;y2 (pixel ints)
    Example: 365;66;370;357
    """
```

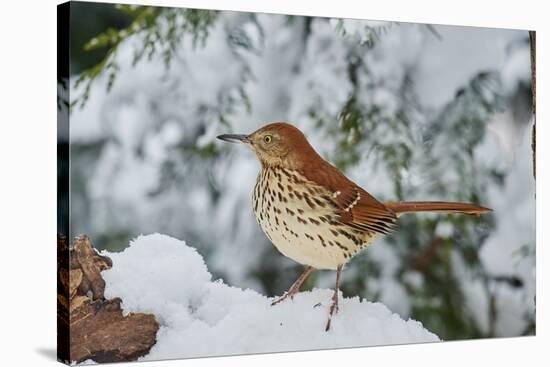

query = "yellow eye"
263;135;272;144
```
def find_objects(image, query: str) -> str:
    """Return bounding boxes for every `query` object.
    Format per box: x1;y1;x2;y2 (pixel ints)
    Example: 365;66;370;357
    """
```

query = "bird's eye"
263;135;272;144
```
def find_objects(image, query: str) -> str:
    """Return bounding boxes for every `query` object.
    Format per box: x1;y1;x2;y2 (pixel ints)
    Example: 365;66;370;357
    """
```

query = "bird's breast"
252;167;375;270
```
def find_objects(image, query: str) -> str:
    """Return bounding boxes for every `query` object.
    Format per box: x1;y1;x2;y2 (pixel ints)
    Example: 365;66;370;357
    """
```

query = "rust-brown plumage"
218;122;491;331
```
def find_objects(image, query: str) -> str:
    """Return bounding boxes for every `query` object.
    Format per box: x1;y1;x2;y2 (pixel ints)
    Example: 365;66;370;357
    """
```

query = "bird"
217;122;491;331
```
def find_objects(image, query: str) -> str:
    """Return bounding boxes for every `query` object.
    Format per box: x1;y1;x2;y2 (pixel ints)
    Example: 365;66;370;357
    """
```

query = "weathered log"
69;297;159;363
57;234;159;364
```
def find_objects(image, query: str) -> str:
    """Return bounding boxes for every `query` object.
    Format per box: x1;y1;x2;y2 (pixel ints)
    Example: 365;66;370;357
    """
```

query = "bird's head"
217;122;319;169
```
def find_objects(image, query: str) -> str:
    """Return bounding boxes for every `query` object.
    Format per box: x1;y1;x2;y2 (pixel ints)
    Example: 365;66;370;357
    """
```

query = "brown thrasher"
217;122;491;331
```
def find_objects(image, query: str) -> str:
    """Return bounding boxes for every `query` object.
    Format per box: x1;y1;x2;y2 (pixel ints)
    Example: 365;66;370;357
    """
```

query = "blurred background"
60;2;535;341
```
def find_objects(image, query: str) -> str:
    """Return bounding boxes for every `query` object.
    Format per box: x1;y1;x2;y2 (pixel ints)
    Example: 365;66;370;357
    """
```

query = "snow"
477;122;535;335
413;25;519;110
102;234;439;360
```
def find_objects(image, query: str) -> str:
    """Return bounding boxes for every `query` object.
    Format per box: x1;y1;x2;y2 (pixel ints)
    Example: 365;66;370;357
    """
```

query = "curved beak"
216;134;250;144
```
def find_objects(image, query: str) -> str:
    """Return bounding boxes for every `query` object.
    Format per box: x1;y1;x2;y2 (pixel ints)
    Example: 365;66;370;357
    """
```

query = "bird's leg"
325;264;343;331
271;266;315;306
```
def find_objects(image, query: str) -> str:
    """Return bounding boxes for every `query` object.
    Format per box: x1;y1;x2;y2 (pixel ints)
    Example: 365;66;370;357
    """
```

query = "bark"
57;234;159;364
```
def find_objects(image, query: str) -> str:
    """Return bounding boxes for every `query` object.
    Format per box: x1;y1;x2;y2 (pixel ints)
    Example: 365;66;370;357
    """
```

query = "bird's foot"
271;266;315;306
271;292;290;306
271;285;301;306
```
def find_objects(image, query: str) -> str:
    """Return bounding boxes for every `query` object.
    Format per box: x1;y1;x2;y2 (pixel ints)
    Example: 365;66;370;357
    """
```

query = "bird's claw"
271;291;290;306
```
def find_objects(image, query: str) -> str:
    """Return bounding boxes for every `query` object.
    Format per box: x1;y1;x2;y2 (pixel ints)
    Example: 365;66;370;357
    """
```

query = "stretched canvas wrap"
57;1;536;364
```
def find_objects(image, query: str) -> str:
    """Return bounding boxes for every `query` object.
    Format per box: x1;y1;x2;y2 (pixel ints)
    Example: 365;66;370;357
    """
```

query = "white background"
0;0;547;365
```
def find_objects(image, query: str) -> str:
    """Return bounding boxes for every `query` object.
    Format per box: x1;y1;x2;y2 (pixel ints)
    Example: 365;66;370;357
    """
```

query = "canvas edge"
57;1;71;365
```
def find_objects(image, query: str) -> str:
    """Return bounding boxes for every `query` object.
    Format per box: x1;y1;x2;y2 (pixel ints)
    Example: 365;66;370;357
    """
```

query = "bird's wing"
336;186;398;234
300;162;397;235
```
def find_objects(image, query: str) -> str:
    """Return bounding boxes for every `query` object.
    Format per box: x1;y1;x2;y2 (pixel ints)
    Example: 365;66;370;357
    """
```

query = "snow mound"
102;234;439;360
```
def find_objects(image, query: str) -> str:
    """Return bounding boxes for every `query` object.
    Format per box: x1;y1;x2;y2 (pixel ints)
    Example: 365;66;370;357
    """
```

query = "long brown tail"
385;201;492;216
